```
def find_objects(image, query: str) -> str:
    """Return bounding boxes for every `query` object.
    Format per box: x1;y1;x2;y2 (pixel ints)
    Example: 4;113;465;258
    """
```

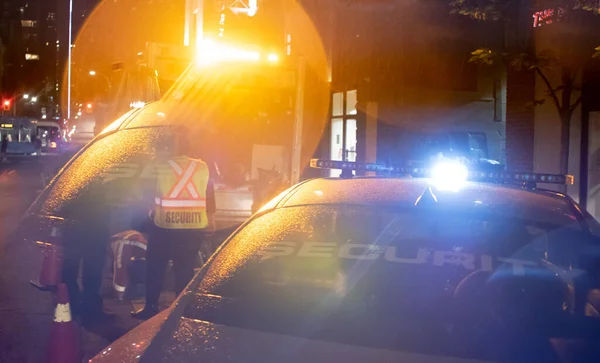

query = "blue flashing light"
309;159;574;186
431;160;469;191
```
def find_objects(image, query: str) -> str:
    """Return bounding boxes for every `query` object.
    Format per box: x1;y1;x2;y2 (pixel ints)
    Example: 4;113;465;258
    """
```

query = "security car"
87;159;600;363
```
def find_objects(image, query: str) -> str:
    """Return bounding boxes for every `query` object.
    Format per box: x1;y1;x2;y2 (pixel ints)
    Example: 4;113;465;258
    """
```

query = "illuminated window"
21;20;37;27
25;53;39;60
332;92;343;117
346;90;357;115
330;90;359;176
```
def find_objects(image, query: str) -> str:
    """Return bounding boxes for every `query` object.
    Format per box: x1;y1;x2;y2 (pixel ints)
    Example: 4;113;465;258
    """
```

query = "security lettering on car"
260;241;538;276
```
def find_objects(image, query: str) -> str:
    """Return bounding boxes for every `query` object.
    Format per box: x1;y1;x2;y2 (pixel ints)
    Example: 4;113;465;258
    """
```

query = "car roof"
109;106;583;229
276;177;581;227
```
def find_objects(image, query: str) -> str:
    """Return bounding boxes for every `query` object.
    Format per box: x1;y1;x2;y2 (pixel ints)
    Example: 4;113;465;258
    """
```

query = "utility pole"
291;57;306;185
283;0;305;185
67;0;73;120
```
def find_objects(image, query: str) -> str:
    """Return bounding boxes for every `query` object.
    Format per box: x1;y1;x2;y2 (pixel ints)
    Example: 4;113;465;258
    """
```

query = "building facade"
0;0;61;119
308;0;506;177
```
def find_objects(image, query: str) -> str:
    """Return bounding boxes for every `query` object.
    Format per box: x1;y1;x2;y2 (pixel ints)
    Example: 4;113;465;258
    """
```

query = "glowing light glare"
130;101;145;109
23;94;30;99
267;53;279;63
3;100;10;106
196;39;260;66
89;70;96;76
86;103;92;109
430;161;469;191
31;96;37;102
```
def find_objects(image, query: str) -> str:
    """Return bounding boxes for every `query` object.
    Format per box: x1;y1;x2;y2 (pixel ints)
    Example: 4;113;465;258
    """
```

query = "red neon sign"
533;7;565;28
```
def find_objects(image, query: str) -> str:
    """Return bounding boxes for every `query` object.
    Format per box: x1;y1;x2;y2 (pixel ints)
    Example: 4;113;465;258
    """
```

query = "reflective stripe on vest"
154;197;206;208
153;156;209;229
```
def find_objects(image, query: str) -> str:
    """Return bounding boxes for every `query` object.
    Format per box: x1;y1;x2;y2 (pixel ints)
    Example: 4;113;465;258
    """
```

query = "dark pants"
62;234;107;315
145;226;203;307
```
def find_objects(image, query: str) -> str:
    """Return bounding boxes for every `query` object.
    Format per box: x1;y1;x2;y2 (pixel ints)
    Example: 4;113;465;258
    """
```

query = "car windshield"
28;128;164;219
186;205;580;361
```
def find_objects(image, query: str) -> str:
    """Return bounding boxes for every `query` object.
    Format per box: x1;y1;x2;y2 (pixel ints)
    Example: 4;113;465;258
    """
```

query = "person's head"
156;126;194;158
176;134;193;157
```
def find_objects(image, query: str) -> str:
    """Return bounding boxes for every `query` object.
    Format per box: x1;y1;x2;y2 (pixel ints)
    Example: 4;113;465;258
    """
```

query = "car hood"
93;315;494;363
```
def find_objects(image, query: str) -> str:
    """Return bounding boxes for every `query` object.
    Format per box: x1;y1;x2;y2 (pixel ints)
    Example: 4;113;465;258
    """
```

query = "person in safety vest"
132;129;216;320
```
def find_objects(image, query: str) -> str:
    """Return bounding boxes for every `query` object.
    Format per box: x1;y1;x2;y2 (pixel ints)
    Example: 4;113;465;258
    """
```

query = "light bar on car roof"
310;159;427;175
309;159;574;185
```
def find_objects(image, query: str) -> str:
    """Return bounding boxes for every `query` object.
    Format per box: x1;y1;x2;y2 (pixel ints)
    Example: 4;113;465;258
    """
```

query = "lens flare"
431;160;468;191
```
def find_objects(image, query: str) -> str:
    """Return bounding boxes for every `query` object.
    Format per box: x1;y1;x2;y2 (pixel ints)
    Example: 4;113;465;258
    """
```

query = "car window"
29;128;168;233
186;205;579;361
98;107;144;135
29;126;226;235
467;132;488;158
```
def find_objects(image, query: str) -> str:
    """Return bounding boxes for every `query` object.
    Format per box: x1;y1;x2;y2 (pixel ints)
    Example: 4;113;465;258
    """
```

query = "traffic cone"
47;283;80;363
30;227;63;291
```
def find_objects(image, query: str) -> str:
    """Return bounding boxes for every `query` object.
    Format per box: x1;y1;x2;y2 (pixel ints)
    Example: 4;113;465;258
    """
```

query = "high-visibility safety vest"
153;156;209;229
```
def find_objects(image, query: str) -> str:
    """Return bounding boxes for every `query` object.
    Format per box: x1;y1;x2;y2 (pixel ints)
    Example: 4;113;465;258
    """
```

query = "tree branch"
570;95;582;113
535;67;561;111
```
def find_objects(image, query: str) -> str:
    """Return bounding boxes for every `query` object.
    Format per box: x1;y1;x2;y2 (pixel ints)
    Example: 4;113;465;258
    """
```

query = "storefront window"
345;119;357;162
346;90;357;115
330;118;343;177
329;90;358;176
332;92;343;117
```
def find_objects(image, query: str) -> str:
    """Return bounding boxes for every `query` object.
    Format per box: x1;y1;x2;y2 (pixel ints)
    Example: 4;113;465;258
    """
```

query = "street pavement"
0;159;58;363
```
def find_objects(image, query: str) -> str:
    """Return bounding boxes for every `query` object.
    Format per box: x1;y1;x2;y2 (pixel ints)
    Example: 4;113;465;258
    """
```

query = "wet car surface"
89;175;600;363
